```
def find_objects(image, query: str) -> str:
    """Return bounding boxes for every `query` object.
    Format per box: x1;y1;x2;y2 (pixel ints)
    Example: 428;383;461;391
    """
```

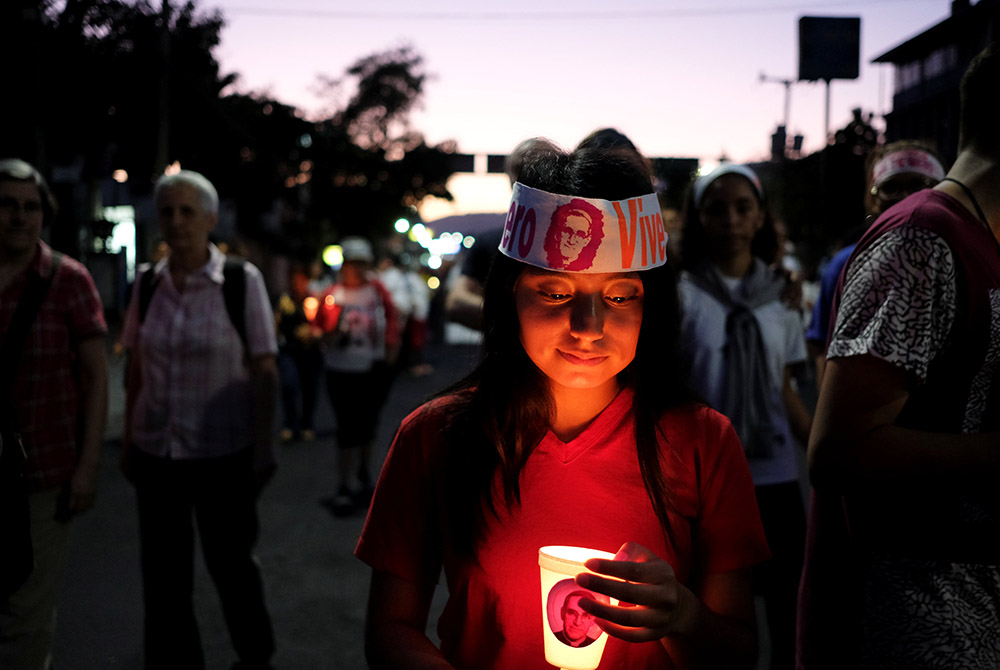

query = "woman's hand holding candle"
577;541;758;668
576;542;691;641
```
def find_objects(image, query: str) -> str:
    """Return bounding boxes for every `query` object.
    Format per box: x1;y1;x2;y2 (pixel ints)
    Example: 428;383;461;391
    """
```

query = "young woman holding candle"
356;143;769;669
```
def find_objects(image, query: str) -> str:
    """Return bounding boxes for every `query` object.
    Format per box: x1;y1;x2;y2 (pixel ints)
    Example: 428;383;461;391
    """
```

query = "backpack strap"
0;252;62;390
1;251;63;429
137;263;160;324
222;258;248;352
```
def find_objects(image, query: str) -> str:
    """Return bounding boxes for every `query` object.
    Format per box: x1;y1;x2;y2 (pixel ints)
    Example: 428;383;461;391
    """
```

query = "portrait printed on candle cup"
546;580;609;649
538;546;618;670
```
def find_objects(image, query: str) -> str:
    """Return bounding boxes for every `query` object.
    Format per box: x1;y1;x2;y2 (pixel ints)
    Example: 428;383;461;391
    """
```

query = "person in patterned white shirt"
800;42;1000;670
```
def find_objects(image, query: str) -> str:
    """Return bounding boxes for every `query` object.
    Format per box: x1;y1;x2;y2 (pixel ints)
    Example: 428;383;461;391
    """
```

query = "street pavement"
54;339;482;670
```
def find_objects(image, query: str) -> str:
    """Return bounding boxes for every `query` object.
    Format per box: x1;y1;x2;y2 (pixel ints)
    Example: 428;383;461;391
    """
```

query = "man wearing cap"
801;43;1000;669
121;169;278;669
316;236;400;516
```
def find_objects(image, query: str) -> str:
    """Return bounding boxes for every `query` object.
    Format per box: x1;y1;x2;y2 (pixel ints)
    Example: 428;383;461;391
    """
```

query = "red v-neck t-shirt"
356;387;768;669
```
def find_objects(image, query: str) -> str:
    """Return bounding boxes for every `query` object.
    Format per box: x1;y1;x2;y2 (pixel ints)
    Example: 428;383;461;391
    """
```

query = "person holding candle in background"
315;236;400;516
356;141;769;668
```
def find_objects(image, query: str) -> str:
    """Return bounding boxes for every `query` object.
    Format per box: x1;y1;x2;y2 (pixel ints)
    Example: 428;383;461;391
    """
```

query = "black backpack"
138;257;248;351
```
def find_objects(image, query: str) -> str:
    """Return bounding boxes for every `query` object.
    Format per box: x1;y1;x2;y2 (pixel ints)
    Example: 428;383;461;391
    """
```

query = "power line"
217;0;942;21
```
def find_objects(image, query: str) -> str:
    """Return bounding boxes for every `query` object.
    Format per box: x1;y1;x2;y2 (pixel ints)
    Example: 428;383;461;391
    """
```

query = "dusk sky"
209;0;951;221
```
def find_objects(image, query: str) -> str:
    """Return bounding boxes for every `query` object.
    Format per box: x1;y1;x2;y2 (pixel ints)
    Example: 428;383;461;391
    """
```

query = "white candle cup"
538;545;618;670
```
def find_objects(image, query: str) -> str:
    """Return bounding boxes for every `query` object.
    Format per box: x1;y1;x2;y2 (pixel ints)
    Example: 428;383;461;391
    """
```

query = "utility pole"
760;72;795;159
759;71;794;131
155;0;171;181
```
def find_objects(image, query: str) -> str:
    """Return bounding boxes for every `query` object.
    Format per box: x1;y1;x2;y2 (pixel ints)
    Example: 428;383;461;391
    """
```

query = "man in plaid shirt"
0;159;108;669
121;169;278;670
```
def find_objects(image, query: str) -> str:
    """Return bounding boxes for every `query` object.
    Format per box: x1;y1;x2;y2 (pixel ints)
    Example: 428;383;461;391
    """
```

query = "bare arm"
444;275;485;331
782;366;813;446
808;354;1000;492
68;335;108;514
579;543;757;669
365;570;454;670
806;340;827;391
121;345;141;480
249;353;279;491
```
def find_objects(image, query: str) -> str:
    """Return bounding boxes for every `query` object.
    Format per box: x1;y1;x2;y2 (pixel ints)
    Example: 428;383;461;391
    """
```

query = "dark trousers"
325;365;390;448
132;448;275;670
278;347;322;433
755;480;807;670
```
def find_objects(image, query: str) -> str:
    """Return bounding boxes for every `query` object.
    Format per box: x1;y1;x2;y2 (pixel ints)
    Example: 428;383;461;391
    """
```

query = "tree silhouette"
0;2;456;257
307;46;456;242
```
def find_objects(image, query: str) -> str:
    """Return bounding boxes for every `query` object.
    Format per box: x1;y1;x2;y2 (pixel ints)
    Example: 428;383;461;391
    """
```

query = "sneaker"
323;486;357;518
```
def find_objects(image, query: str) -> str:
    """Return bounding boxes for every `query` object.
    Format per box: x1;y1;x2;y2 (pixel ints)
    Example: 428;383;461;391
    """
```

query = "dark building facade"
873;0;999;165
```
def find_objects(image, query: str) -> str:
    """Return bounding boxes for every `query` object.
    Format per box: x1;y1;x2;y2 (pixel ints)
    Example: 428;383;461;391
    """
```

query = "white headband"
871;149;945;189
498;183;667;273
692;163;764;208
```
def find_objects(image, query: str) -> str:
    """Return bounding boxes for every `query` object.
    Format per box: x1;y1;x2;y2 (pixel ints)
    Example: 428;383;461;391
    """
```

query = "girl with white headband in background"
677;163;813;670
356;143;769;668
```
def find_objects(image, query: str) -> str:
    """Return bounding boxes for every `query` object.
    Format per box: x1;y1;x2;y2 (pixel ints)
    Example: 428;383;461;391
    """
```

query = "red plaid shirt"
0;241;107;492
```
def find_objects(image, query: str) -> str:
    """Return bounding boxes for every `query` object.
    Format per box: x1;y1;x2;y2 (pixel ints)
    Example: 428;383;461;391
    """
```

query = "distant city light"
395;218;411;233
697;160;721;176
427;236;462;257
427;255;443;270
463;235;476;248
112;169;128;183
323;244;344;268
164;161;182;176
409;223;435;247
427;276;441;290
101;205;137;281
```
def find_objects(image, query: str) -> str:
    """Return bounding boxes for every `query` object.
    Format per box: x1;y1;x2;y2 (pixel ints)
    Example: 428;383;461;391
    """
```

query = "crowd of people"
1;41;998;670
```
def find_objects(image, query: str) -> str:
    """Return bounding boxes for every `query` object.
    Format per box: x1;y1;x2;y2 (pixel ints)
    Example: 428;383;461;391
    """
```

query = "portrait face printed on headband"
514;267;643;398
560;213;591;263
543;200;605;271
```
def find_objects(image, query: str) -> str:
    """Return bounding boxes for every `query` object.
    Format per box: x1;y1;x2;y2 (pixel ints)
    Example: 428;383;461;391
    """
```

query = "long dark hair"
437;143;696;553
